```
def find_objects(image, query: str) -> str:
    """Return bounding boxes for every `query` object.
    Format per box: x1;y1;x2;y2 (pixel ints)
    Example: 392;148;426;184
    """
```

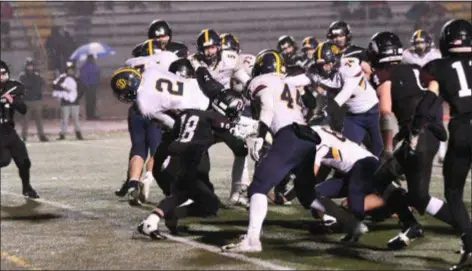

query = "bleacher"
2;1;427;76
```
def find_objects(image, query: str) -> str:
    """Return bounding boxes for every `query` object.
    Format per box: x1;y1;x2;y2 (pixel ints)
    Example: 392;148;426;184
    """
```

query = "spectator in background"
52;61;84;140
80;54;100;120
46;26;78;76
1;2;14;50
18;58;49;142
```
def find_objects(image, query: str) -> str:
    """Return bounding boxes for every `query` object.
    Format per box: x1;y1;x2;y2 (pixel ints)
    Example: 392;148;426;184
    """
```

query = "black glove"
291;122;321;144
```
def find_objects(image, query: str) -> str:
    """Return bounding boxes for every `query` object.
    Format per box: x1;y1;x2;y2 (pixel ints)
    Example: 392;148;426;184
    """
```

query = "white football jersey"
125;51;179;72
334;57;379;114
248;73;306;134
189;50;251;89
136;66;210;118
231;53;256;92
312;125;375;173
402;48;441;67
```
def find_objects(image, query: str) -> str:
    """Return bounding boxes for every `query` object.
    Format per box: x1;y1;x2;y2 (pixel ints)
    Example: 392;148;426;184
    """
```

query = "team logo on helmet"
116;78;128;90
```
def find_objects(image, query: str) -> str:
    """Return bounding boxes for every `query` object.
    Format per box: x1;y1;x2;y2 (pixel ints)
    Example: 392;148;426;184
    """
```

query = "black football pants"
0;127;32;189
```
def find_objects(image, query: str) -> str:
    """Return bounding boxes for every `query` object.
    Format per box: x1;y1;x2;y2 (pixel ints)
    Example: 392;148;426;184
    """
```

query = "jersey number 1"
178;114;200;143
452;62;471;98
280;84;302;109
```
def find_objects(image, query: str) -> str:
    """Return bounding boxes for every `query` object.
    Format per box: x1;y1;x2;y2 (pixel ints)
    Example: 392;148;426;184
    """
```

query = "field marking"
1;251;41;270
1;191;294;271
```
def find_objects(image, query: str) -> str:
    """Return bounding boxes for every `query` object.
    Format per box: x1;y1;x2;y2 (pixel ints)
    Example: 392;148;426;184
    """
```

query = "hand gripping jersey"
189;50;251;90
311;125;376;173
231;53;255;92
125;51;179;73
334;57;379;114
402;48;442;67
247;73;306;134
136;66;210;119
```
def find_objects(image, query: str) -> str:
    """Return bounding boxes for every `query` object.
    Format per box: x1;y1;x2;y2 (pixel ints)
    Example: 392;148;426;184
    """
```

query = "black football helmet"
220;33;240;53
133;39;167;57
0;60;10;84
197;29;221;65
169;58;196;78
439;19;472;57
110;67;142;103
367;31;404;69
148;19;172;41
313;42;342;78
252;49;285;77
277;35;297;60
410;29;434;55
212;89;245;124
327;21;352;49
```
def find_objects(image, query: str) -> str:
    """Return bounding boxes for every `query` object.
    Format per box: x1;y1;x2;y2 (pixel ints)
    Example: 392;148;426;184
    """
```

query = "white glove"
248;137;264;162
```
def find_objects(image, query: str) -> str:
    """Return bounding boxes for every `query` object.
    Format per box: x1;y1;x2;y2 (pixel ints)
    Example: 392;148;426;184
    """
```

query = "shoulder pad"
339;57;362;77
168;41;188;58
222;50;239;64
343;45;366;59
5;80;25;95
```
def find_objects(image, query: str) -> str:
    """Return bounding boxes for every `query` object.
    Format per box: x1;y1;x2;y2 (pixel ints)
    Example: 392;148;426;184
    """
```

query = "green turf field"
1;133;471;270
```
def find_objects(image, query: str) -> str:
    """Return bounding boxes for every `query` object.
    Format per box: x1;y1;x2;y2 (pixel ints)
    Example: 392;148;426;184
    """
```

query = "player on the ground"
410;19;472;271
0;60;39;199
189;29;252;206
313;42;383;156
368;31;461;249
132;19;188;58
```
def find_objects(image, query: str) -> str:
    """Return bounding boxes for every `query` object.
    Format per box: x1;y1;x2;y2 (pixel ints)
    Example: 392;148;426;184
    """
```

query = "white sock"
310;199;326;213
439;141;447;158
426;197;444;216
247;193;267;241
145;171;154;180
231;156;250;194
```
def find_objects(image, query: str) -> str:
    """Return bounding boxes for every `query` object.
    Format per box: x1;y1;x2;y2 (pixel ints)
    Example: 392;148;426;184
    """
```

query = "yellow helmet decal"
116;78;128;90
317;42;325;60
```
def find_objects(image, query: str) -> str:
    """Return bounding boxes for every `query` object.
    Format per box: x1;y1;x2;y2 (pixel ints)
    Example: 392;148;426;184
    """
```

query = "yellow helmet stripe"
113;68;142;80
417;29;422;40
305;37;311;47
317;42;324;60
270;52;281;73
221;34;226;45
204;29;209;43
148;40;154;56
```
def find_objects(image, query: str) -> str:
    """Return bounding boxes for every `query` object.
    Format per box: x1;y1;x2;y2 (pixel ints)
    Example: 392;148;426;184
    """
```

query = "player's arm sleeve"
284;74;312;87
195;67;224;99
233;67;251;92
314;145;329;175
333;75;358;107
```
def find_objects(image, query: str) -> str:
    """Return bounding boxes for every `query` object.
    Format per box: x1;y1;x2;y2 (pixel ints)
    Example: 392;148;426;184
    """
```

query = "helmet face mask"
148;20;172;44
277;36;297;60
197;29;221;66
439;19;472;57
313;42;341;78
367;31;404;69
327;21;352;49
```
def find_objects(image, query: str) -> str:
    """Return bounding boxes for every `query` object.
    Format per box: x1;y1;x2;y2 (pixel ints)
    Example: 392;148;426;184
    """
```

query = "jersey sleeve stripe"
252;85;267;96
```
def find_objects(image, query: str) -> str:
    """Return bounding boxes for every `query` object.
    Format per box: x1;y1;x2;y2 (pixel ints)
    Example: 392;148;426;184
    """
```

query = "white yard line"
1;191;294;271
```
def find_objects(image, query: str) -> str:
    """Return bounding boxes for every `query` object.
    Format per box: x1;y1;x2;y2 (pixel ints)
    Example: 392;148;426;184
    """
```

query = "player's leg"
222;126;319;252
138;120;162;203
342;113;367;145
444;120;472;270
152;130;178;196
9;131;39;198
365;108;384;157
0;133;13;168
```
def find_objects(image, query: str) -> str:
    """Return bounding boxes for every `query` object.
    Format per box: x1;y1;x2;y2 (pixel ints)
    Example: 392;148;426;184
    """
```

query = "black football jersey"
169;109;231;154
342;45;368;63
131;40;188;58
0;80;26;127
423;56;472;118
371;64;434;126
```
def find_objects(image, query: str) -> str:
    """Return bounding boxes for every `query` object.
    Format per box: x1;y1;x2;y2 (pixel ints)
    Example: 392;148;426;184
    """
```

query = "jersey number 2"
178;114;200;143
156;78;184;96
280;84;302;109
452;62;471;98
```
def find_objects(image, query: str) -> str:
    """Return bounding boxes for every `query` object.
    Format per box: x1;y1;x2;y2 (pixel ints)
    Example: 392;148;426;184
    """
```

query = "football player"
313;42;383;157
277;35;304;75
402;29;448;164
299;36;319;70
410;19;472;270
221;50;324;253
368;31;460;249
132;19;188;58
189;29;252;206
327;21;371;77
0;60;39;199
136;82;245;239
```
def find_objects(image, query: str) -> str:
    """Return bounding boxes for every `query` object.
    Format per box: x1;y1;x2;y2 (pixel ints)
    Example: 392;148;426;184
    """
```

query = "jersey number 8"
280;84;302;109
178;114;200;143
156;78;184;96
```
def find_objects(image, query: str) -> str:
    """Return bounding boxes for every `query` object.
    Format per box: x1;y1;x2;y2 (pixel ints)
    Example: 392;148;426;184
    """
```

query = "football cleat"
387;223;424;250
115;180;130;197
139;173;154;203
127;180;142;206
221;235;262;253
341;222;369;243
137;221;166;240
450;252;472;271
22;187;39;199
228;185;249;207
